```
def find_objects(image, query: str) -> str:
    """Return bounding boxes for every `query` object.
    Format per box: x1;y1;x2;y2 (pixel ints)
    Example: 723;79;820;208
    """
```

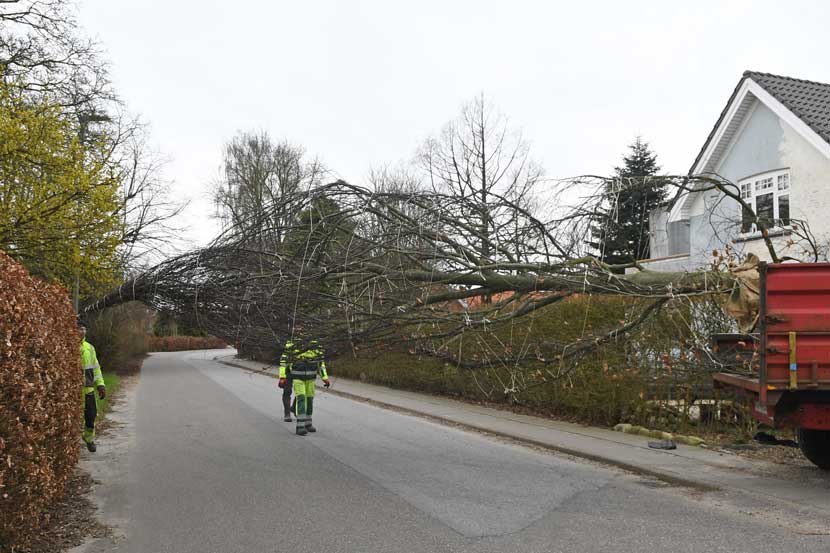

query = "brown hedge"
0;251;80;548
145;335;227;352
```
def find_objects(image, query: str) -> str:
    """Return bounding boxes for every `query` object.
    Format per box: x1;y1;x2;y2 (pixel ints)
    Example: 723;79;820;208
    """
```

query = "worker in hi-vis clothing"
278;339;329;436
279;347;295;422
80;325;106;452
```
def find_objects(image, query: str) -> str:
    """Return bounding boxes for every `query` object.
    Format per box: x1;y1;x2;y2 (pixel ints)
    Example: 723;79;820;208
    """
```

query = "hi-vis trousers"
292;379;316;431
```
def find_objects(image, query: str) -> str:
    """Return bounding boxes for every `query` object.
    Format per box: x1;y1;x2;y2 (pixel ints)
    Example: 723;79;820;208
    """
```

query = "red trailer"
713;262;830;469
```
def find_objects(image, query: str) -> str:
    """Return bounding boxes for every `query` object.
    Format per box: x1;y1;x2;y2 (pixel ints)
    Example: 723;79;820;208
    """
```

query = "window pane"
756;177;773;191
741;205;753;233
777;174;789;191
756;193;774;228
778;194;789;226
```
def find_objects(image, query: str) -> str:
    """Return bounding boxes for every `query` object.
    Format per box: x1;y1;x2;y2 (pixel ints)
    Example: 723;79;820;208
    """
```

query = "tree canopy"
1;1;185;302
0;80;122;295
589;137;667;266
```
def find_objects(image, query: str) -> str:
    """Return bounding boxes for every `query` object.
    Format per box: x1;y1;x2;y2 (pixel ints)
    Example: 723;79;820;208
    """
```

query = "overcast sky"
78;0;830;247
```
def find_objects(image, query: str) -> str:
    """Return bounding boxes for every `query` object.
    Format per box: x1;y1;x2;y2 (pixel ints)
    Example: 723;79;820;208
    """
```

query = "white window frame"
738;169;791;235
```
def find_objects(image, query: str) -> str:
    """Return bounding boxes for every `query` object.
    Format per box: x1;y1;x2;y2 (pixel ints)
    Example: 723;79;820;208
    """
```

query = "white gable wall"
775;109;830;260
684;99;830;265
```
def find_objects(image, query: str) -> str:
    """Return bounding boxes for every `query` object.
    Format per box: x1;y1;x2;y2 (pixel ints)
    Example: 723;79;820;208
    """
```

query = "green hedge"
331;295;739;430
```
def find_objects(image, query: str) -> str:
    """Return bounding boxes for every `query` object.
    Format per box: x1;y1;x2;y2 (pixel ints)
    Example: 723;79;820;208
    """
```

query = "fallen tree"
82;178;744;364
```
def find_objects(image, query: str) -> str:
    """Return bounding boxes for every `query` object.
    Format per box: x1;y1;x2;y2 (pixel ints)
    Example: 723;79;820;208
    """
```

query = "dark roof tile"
687;71;830;178
744;70;830;145
675;71;830;208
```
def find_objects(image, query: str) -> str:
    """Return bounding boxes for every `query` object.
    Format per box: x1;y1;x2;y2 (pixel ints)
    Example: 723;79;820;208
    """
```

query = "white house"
640;70;830;272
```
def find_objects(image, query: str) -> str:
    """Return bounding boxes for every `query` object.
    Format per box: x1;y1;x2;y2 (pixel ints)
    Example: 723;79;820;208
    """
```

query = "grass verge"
98;372;120;416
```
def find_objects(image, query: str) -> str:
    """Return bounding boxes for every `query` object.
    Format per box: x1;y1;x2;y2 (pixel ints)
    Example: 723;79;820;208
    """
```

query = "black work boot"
85;441;97;453
284;412;292;422
296;426;308;436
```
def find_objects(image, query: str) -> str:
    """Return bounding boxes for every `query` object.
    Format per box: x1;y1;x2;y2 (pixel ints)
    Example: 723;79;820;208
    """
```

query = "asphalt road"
80;351;830;553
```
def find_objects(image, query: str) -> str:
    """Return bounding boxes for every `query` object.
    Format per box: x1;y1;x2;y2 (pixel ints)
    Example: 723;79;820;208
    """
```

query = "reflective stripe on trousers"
290;370;317;379
293;380;316;430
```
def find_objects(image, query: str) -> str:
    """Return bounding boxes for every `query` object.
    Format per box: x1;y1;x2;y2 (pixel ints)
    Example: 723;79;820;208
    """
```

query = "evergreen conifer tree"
589;137;666;268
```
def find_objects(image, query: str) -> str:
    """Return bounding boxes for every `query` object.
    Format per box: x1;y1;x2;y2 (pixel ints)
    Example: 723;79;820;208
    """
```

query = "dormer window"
739;169;790;234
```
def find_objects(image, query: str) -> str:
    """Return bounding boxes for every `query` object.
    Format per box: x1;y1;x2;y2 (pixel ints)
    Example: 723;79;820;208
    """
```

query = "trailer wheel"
798;428;830;470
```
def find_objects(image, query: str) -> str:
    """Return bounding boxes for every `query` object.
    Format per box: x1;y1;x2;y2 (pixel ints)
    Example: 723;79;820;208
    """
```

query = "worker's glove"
97;385;106;400
323;379;331;388
278;378;286;389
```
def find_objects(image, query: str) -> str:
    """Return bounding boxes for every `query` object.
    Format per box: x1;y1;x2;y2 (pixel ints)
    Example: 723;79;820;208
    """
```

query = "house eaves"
669;70;830;223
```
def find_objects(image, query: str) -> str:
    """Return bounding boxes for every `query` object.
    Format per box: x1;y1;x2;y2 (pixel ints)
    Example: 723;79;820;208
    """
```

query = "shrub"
85;301;152;375
0;251;80;547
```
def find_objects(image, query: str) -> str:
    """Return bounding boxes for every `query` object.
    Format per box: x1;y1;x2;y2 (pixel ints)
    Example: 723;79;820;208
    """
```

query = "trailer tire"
798;428;830;470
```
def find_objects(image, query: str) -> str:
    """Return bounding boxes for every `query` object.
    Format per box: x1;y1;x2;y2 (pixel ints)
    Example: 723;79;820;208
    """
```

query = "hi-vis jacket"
279;340;328;381
80;339;105;394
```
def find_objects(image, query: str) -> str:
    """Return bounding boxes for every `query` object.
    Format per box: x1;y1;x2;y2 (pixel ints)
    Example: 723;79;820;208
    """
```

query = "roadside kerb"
324;385;718;490
215;355;719;490
214;353;830;514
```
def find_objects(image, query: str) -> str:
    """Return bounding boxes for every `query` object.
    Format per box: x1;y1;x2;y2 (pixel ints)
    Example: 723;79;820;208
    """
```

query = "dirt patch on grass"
711;428;815;469
1;470;109;553
732;443;814;468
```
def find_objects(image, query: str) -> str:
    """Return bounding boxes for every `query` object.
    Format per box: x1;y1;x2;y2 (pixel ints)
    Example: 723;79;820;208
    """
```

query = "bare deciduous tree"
113;119;187;268
0;0;112;109
213;131;326;249
418;95;545;272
